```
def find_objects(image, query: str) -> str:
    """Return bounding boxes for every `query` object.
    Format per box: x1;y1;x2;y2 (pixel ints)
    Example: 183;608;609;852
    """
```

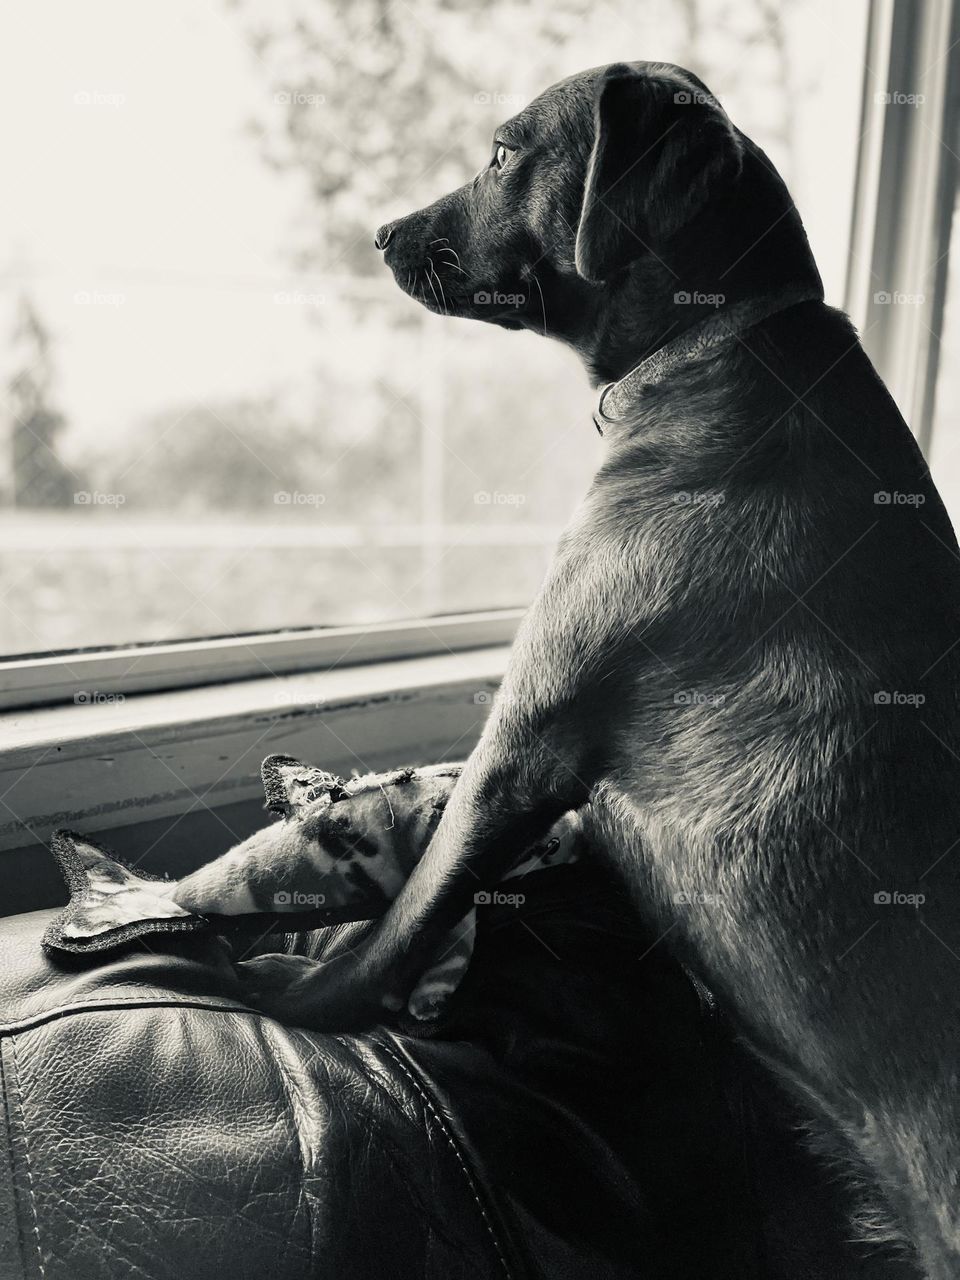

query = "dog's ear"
575;65;743;283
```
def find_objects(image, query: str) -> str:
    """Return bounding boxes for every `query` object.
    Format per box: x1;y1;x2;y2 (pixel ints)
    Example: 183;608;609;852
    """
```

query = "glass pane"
0;0;869;656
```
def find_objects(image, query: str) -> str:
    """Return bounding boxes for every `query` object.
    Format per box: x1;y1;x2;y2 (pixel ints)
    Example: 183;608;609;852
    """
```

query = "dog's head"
376;62;819;379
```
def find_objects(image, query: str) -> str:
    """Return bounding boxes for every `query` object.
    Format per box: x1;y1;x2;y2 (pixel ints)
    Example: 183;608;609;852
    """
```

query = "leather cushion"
0;867;914;1279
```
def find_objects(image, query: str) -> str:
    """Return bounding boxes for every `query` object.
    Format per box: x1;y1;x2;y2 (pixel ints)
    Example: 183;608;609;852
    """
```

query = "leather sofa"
0;863;913;1279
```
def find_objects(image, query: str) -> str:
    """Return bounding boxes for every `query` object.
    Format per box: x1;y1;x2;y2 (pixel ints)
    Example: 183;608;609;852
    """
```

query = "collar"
592;282;824;436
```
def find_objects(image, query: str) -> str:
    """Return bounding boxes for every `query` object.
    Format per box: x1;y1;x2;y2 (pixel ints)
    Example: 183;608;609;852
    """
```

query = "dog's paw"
236;949;401;1031
235;952;318;1018
237;950;315;988
236;914;476;1030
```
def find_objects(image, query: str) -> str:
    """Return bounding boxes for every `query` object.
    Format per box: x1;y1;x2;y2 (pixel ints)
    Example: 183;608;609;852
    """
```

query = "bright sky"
0;0;869;458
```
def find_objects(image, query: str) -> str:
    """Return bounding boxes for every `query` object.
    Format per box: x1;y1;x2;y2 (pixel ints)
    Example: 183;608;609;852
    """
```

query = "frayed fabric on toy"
43;753;581;1022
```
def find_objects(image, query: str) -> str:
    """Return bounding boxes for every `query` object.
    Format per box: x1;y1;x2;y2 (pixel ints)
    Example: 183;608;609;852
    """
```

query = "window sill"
0;609;522;711
0;646;507;855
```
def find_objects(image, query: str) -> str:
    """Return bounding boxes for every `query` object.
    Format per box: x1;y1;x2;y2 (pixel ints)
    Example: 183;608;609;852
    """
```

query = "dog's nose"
374;223;395;251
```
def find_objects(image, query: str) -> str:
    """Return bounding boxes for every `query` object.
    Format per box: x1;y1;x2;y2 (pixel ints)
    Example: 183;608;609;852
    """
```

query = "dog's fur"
245;63;960;1276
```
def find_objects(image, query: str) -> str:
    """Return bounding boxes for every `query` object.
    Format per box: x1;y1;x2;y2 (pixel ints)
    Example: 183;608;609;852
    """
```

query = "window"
0;0;870;672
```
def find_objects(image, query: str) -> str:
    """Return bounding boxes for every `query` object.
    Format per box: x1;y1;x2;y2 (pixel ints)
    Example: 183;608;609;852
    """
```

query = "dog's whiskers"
429;258;449;315
429;237;449;247
438;245;464;272
425;257;446;315
433;270;448;315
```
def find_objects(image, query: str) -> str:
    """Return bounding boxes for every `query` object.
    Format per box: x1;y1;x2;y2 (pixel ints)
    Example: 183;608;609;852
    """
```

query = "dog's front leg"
243;543;629;1030
237;740;586;1029
251;735;591;1029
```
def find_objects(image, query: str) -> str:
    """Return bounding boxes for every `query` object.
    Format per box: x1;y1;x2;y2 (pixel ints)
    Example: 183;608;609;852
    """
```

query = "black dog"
244;62;960;1276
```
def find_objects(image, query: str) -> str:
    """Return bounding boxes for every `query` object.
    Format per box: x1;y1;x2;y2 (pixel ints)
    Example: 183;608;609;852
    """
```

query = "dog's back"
569;301;960;1271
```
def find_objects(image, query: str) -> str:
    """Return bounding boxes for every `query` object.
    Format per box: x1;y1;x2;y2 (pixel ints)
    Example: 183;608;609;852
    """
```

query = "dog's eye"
494;143;511;170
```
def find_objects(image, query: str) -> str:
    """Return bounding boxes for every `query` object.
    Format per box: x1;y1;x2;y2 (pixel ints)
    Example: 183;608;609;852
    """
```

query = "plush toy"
44;754;582;1021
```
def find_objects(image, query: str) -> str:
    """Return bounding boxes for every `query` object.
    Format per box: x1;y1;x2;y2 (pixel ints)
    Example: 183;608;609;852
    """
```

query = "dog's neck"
560;141;825;391
591;281;824;434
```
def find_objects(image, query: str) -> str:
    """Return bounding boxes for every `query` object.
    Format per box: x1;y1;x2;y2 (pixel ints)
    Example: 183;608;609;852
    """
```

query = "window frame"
844;0;960;453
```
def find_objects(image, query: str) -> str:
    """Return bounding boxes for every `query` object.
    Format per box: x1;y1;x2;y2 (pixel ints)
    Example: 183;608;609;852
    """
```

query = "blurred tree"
97;386;423;519
4;294;76;508
231;0;609;273
230;0;808;274
98;398;311;513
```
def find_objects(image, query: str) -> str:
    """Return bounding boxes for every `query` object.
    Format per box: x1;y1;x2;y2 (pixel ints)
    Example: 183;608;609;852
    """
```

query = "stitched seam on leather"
0;996;258;1037
378;1040;514;1280
5;1041;44;1280
261;1023;316;1268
